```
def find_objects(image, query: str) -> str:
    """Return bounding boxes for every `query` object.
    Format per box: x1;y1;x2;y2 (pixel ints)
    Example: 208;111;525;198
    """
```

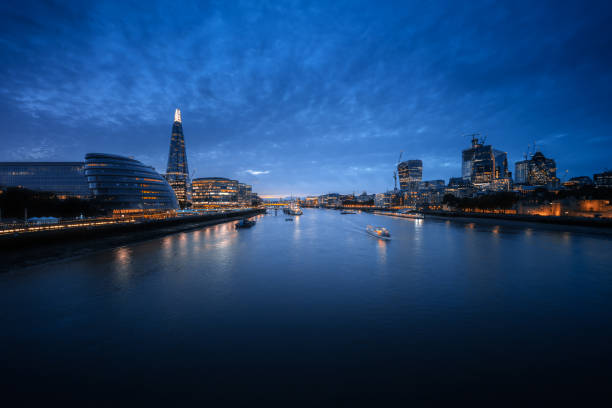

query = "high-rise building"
191;177;239;208
85;153;178;211
462;136;510;186
398;160;423;191
165;109;190;208
514;151;559;188
0;162;90;199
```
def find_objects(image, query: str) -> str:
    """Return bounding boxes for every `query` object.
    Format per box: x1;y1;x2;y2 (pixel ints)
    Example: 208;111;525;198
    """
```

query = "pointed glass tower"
165;108;190;207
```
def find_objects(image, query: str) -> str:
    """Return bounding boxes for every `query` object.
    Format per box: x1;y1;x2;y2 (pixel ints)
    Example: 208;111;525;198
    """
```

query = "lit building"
462;136;510;185
562;176;593;189
594;171;612;188
398;160;423;191
192;177;239;208
514;151;559;188
237;183;253;205
165;108;190;208
0;162;90;199
84;153;178;210
445;177;473;199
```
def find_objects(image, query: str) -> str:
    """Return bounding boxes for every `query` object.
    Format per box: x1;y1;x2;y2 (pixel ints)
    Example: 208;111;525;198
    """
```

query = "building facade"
594;171;612;188
398;160;423;191
462;136;511;188
85;153;178;211
514;151;559;188
192;177;239;208
165;109;190;208
0;162;90;199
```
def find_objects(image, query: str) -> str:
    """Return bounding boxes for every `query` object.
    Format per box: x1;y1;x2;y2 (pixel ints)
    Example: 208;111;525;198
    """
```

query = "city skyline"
1;1;611;196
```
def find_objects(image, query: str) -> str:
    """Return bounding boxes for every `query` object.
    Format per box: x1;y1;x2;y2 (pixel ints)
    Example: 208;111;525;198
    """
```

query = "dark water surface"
2;209;612;403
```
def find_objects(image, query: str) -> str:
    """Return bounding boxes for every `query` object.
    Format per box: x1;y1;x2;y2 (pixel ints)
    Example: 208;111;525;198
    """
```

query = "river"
2;209;611;403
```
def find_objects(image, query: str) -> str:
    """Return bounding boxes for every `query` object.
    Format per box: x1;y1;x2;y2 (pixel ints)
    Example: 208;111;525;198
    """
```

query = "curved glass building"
85;153;178;210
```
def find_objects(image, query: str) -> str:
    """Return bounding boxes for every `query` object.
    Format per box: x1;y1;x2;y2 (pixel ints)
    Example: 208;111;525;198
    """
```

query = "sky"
1;0;611;197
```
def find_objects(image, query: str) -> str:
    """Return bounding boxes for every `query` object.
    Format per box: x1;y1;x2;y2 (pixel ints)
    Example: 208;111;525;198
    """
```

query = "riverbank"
1;208;264;272
420;209;612;229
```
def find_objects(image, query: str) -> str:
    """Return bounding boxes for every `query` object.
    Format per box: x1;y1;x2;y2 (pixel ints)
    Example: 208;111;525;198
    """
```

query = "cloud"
245;169;270;175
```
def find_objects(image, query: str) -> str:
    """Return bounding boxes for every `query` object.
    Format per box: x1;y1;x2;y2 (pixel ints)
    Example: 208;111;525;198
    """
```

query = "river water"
2;209;611;403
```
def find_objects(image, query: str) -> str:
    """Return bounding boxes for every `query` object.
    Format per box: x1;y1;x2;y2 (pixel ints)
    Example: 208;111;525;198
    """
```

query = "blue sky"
1;0;611;196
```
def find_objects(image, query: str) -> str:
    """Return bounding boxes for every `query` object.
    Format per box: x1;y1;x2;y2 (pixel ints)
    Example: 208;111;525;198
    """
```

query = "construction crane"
393;151;403;191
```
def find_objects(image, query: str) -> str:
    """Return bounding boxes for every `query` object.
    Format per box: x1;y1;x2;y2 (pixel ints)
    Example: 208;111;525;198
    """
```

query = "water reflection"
113;246;133;286
376;239;387;265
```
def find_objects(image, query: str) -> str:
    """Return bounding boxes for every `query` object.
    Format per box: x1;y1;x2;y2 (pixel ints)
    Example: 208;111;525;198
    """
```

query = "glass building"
192;177;239;208
165;109;190;208
0;162;90;199
398;160;423;191
514;151;558;188
85;153;178;210
462;136;510;185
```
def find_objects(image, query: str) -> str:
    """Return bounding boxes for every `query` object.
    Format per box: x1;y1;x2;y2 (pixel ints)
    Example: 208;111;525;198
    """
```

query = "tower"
165;108;190;207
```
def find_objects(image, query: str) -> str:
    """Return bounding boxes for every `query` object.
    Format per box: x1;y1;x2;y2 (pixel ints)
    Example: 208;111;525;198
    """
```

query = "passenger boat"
340;210;356;214
235;218;256;229
285;218;294;221
288;203;303;216
366;225;391;240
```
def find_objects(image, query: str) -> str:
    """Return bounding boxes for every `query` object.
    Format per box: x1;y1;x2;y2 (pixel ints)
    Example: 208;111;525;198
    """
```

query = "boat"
235;218;256;229
288;203;303;216
285;218;294;221
340;210;356;214
366;225;391;240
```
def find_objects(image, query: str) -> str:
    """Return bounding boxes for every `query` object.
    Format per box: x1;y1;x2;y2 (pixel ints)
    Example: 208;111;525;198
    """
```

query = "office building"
0;162;90;199
462;136;510;185
514;151;559;188
594;171;612;188
192;177;239;208
165;109;190;208
398;160;423;191
85;153;178;210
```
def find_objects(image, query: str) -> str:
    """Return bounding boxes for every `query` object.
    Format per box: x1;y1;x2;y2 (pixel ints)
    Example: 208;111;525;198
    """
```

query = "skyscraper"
462;136;510;185
397;160;422;191
514;151;559;188
165;109;190;207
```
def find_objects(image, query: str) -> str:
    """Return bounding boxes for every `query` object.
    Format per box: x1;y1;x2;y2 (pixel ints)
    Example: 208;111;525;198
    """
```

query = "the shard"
165;108;190;207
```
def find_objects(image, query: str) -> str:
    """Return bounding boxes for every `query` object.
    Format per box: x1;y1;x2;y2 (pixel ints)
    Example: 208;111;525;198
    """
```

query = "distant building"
418;180;445;205
445;177;473;199
594;171;612;188
318;193;341;207
192;177;239;208
398;160;422;191
165;109;190;208
85;153;178;211
462;136;510;187
514;151;559;189
562;176;593;189
0;162;90;199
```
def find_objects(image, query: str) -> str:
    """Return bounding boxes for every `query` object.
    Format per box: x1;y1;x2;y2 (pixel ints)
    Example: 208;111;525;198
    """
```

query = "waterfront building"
594;171;612;188
318;193;341;208
418;180;446;205
237;183;253;205
462;136;510;186
514;151;559;189
84;153;178;211
0;162;90;199
398;160;423;191
445;177;474;199
192;177;239;208
165;109;190;208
